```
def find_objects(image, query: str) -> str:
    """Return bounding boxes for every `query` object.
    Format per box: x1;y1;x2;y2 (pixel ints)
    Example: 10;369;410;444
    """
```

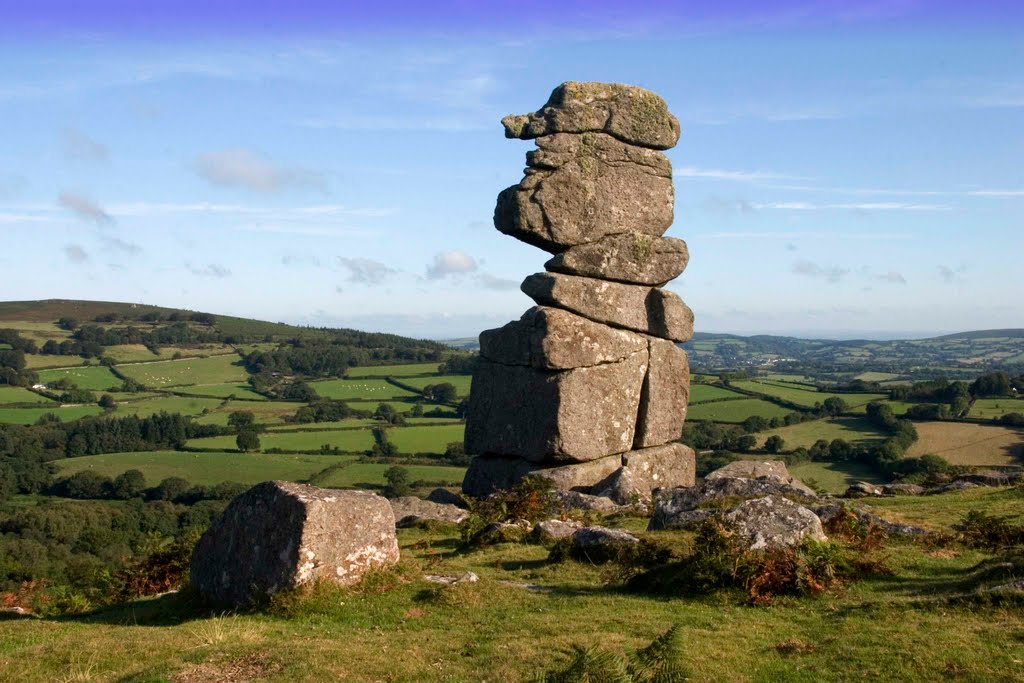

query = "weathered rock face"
190;482;399;607
495;133;673;252
463;82;693;504
545;233;689;286
706;460;817;498
648;476;818;531
480;306;646;370
389;496;470;527
635;339;690;448
531;519;584;543
465;351;648;462
725;496;827;550
521;272;694;342
501;81;681;150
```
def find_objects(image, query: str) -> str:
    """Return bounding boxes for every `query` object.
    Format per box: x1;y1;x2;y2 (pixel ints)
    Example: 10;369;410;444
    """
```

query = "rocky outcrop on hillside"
463;82;694;502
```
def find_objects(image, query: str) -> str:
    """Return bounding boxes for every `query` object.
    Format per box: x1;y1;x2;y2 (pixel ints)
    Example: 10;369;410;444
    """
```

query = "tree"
98;394;116;409
822;397;848;417
227;411;256;433
764;435;785;454
382;466;411;498
422;382;457;403
736;434;758;452
110;469;146;499
149;476;191;502
236;430;261;453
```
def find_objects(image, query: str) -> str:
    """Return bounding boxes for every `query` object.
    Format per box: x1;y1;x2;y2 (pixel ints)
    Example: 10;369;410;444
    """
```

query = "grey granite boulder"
844;481;884;498
465;351;648;463
495;133;673;252
501;81;681;150
551;489;630;513
648;476;818;531
521;272;694;342
426;487;469;508
596;443;696;505
725;496;827;550
480;306;646;370
573;526;640;548
706;460;817;498
389;496;469;526
634;338;690;448
810;502;930;537
531;519;584;543
881;483;925;496
190;482;399;607
461;453;623;498
545;233;689;286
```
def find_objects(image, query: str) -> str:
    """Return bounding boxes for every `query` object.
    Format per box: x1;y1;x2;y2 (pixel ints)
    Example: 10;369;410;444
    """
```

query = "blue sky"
0;2;1021;339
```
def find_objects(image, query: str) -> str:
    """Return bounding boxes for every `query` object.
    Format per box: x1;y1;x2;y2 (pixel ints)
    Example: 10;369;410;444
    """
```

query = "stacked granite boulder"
462;82;695;505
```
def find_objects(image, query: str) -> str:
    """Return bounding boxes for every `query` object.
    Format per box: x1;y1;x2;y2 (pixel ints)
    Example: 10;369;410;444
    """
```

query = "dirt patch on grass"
907;422;1024;467
172;652;281;683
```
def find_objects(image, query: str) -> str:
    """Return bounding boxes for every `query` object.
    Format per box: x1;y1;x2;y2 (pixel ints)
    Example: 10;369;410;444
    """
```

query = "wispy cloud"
63;244;90;264
194;148;325;193
876;271;908;285
337;257;396;285
791;259;849;283
426;250;478;279
476;273;519;291
297;115;489;132
63;128;108;162
937;264;967;284
674;167;805;182
754;201;952;211
101;236;142;255
186;263;231;278
699;231;912;241
58;191;114;224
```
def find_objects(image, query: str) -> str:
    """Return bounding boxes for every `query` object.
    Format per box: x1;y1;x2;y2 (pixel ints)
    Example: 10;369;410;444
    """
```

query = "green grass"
854;371;903;382
194;401;305;426
906;421;1024;467
758;417;888;450
399;375;473;397
687;398;792;423
114;396;225;419
689;384;746;404
23;354;92;369
733;381;887;409
188;429;377;453
314;462;466;488
787;460;886;494
309;379;419;401
0;405;104;424
267;419;382;431
969;398;1024;419
386;424;465;453
100;344;162;363
117;354;247;388
0;386;53;405
869;485;1024;528
37;366;122;391
3;520;1024;681
347;362;444;378
177;383;268;401
55;451;348;486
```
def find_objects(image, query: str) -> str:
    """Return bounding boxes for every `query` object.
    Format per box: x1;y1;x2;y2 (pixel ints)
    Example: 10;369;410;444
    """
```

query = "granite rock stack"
463;82;695;505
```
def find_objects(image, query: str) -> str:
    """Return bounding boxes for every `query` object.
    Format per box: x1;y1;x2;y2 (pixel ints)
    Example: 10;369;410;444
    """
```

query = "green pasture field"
102;344;229;364
23;354;94;369
309;379;419;401
231;343;280;356
37;366;122;391
114;396;224;419
733;381;887;409
687;398;792;423
400;375;472;397
0;386;52;405
689;384;746;404
0;405;103;424
101;344;161;363
757;417;888;450
117;354;247;387
267;419;382;431
869;485;1024;528
854;371;903;382
55;451;347;486
386;424;465;453
906;421;1024;467
785;460;885;493
969;398;1024;419
178;383;267;401
193;401;304;426
347;362;443;378
0;320;72;343
188;429;376;453
762;373;816;383
314;462;466;489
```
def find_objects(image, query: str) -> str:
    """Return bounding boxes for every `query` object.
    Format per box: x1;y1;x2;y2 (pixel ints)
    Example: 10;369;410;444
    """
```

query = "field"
386;424;465;453
117;354;247;388
267;419;382;431
0;405;104;424
55;451;347;486
178;383;268;401
23;355;92;369
37;366;122;391
0;386;51;405
687;398;792;423
906;421;1024;467
309;379;419;401
969;398;1024;419
188;429;376;453
115;396;225;419
314;462;465;488
347;362;443;377
854;371;903;382
193;401;303;426
786;460;885;493
399;375;473;397
733;381;887;409
689;383;746;403
757;417;888;450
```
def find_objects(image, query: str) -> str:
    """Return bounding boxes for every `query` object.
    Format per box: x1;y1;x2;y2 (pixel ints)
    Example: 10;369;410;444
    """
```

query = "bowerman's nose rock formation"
463;82;695;505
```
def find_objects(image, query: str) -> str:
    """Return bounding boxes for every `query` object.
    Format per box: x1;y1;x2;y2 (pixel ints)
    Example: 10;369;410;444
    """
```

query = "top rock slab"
502;81;681;150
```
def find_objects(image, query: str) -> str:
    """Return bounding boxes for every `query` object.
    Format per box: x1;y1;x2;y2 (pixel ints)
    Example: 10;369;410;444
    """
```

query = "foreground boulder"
389;496;469;527
725;496;827;550
190;481;399;607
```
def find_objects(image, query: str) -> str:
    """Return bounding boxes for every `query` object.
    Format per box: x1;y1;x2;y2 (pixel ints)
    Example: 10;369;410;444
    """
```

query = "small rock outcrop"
725;496;827;550
190;481;399;608
389;496;469;527
463;82;694;503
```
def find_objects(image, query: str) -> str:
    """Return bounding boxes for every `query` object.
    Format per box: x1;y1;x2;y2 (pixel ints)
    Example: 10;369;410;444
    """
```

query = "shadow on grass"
53;590;228;627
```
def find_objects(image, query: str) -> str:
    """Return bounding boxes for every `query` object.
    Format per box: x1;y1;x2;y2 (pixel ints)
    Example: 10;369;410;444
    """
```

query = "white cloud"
754;201;951;211
876;271;907;285
674;167;804;182
194;148;325;193
426;250;478;279
337;257;396;285
791;259;849;283
186;263;231;278
58;191;114;224
476;273;519;291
